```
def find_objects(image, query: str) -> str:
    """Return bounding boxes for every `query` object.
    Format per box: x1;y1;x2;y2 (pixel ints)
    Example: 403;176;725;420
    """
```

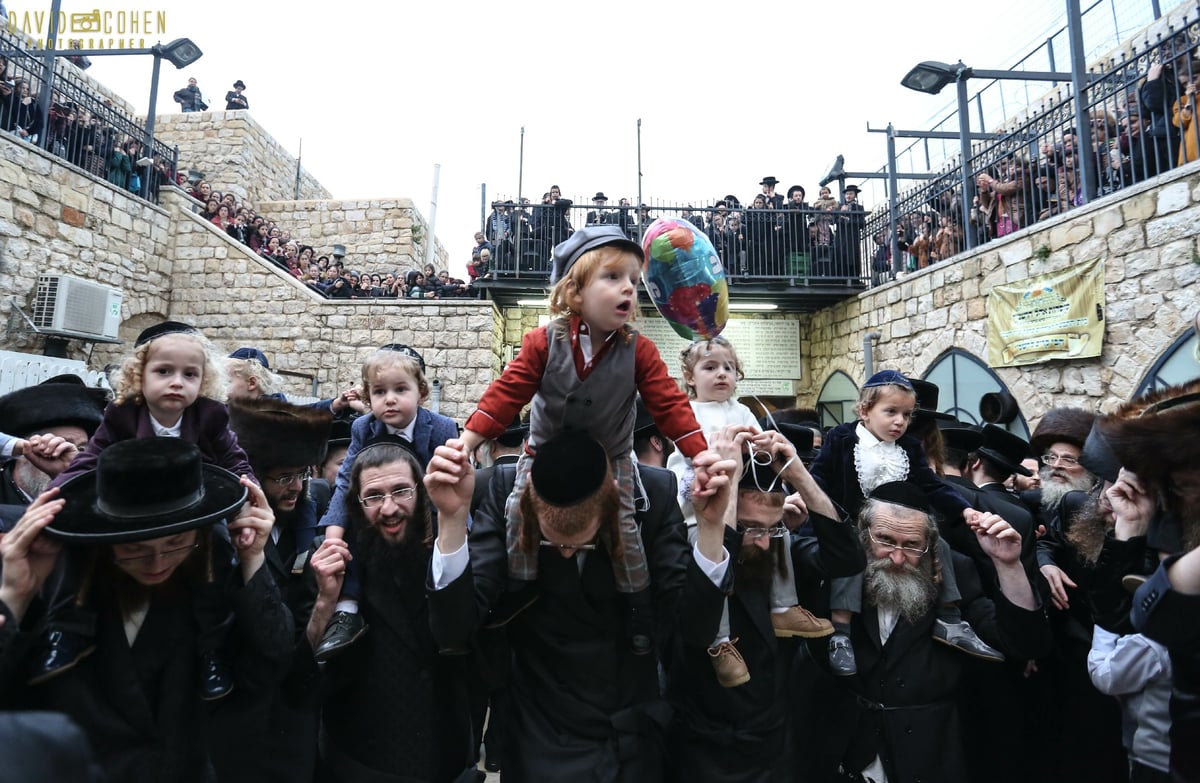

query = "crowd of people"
0;226;1196;783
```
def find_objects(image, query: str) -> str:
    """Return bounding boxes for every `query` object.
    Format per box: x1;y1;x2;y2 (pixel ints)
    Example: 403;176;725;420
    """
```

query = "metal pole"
956;74;977;251
425;163;440;271
886;124;902;276
636;118;643;241
36;0;63;152
516;127;524;279
480;183;487;233
1066;0;1098;202
294;138;303;200
139;53;163;200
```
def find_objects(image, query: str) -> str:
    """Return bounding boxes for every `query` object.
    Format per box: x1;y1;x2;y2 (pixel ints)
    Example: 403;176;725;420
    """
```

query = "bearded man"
306;437;475;783
809;481;1049;783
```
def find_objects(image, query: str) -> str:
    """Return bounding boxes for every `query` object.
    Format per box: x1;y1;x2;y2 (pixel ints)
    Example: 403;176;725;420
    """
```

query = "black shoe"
484;758;502;773
934;619;1004;662
28;630;97;685
200;651;235;701
827;633;858;676
314;611;368;663
483;585;539;629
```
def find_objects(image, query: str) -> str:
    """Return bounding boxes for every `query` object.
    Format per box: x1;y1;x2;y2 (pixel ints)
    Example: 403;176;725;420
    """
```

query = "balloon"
640;218;729;341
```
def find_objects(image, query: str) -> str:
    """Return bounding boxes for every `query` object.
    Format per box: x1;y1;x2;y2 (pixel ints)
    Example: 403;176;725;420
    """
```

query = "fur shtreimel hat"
46;438;246;543
228;397;332;470
1029;407;1096;457
1097;379;1200;526
0;376;108;438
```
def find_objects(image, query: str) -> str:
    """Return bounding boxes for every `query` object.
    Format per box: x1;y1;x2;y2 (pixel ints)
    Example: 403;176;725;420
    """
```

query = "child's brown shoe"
771;606;834;638
708;638;750;688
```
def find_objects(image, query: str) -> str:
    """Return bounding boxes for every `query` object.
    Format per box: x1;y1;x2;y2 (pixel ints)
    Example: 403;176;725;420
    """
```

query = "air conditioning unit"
32;274;123;342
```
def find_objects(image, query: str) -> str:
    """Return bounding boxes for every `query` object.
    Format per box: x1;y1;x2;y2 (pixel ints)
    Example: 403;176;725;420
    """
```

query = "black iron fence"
0;26;178;203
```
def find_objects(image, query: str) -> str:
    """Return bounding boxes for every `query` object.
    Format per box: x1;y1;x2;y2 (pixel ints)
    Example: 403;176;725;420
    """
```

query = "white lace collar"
853;423;909;497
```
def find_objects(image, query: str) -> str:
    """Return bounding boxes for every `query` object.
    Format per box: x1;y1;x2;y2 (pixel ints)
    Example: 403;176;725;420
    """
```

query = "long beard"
1039;466;1093;514
1063;489;1112;564
735;543;781;592
863;557;937;624
358;517;428;588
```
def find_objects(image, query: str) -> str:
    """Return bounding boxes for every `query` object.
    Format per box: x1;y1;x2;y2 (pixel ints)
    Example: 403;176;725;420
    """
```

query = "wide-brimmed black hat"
759;176;779;187
1078;419;1121;484
496;413;530;448
327;418;353;449
910;378;955;421
46;438;247;543
975;423;1033;477
233;80;246;89
228;397;332;470
938;422;983;455
0;377;108;438
592;192;608;202
844;184;862;194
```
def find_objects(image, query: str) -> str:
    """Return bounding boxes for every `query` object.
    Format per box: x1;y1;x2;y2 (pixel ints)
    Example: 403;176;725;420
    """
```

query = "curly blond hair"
114;331;227;406
225;357;283;398
547;245;639;344
679;335;745;399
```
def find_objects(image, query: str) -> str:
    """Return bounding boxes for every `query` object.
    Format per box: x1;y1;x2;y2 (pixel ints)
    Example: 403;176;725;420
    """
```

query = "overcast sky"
9;0;1162;275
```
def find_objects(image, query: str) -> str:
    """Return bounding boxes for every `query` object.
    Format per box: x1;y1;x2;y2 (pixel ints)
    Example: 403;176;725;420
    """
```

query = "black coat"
0;557;293;783
666;512;865;783
810;549;1050;783
430;463;728;783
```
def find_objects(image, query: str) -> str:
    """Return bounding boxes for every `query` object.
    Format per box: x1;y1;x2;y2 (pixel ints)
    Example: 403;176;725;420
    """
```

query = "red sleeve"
465;326;549;439
633;336;707;458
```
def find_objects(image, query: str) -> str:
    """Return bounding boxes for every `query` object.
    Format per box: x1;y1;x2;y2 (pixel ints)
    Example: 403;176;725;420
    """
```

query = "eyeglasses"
867;531;929;556
738;525;788;539
359;486;417;508
266;467;311;486
1040;452;1080;467
113;543;200;565
539;539;598;552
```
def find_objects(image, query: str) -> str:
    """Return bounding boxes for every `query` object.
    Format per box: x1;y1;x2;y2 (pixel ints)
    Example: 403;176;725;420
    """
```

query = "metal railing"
0;26;178;203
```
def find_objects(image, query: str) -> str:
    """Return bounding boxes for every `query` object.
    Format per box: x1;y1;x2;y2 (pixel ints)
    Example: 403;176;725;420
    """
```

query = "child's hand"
23;434;79;478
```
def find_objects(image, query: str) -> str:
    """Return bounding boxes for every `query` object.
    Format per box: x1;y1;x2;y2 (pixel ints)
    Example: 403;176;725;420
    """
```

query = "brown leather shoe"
771;606;835;638
708;638;750;688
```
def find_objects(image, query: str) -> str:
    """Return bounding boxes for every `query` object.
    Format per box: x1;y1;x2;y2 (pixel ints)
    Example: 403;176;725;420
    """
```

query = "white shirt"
150;416;183;438
385;418;417;442
853;422;909;498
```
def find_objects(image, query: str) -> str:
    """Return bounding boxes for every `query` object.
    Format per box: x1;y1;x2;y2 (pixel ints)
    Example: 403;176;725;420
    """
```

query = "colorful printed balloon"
640;218;729;340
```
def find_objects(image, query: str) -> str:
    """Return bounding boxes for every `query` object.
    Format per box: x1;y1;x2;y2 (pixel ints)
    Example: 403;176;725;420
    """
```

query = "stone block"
1155;180;1191;215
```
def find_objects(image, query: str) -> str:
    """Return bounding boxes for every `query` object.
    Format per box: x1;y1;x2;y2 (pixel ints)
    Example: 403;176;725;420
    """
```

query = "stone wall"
803;162;1200;421
0;132;173;352
256;198;449;281
152;110;329;208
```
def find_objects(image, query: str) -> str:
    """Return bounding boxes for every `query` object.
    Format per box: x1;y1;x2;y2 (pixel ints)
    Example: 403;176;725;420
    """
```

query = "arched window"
923;349;1029;439
816;371;859;429
1135;327;1199;396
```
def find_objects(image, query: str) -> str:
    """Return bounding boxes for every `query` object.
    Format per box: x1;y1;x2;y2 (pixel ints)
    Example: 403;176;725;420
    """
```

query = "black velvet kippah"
868;481;932;514
134;320;198;347
531;431;607;507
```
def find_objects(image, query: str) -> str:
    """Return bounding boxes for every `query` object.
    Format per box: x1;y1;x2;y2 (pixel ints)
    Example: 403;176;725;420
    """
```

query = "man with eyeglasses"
305;436;476;782
220;397;333;783
665;427;864;782
807;480;1049;783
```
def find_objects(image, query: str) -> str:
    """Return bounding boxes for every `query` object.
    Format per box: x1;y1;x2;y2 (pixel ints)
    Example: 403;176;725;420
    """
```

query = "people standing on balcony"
783;185;809;257
836;185;866;277
586;192;614;226
757;175;785;209
224;80;248;111
173;77;207;112
976;155;1033;236
616;196;635;238
1111;109;1152;188
743;194;777;276
932;215;962;263
9;78;42;143
534;185;573;248
1172;62;1200;166
106;137;132;191
718;211;745;276
485;200;513;269
810;186;838;276
1139;57;1185;177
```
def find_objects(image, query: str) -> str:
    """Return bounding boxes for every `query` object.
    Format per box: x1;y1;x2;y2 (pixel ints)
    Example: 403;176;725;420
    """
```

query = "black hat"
759;176;779;187
979;391;1020;424
530;431;607;507
757;420;818;462
134;320;198;348
228;346;270;369
1029;407;1096;457
378;343;426;373
910;378;954;421
868;481;931;515
549;226;644;286
327;418;353;449
496;414;530;448
0;377;107;439
1078;419;1122;484
633;397;657;435
592;192;608;202
844;184;862;194
233;80;246;89
975;423;1033;477
787;185;805;199
938;423;983;455
46;438;247;543
228;398;333;470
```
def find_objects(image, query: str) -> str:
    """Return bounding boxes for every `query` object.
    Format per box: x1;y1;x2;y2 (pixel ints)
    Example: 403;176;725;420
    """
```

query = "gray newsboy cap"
549;226;644;285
